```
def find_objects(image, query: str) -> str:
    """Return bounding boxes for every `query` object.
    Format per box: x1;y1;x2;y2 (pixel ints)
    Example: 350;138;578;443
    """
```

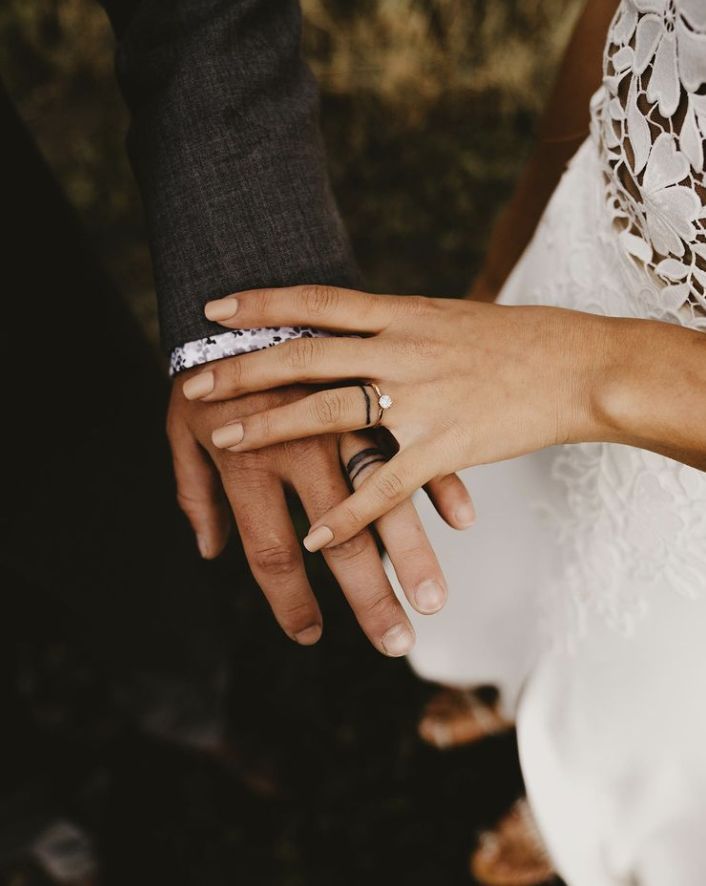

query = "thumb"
169;423;231;559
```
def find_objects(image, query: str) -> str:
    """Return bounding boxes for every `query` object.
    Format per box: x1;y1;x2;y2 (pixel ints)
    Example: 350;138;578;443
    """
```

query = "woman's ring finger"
210;382;398;452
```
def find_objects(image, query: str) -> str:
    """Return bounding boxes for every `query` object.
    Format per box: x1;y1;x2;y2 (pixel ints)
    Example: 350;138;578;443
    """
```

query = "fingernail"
454;502;476;528
196;534;210;558
183;371;215;400
294;624;322;645
414;579;446;614
303;525;334;552
212;422;244;448
381;624;415;657
205;297;239;322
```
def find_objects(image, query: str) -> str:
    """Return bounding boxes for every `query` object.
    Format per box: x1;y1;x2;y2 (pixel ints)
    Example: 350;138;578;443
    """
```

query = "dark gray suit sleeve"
101;0;360;354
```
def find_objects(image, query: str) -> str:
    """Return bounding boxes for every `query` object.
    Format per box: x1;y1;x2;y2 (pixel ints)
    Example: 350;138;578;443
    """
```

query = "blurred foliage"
0;0;582;345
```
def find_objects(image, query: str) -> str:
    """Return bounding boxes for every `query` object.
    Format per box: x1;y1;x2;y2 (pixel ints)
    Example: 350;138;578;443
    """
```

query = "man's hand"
167;375;461;657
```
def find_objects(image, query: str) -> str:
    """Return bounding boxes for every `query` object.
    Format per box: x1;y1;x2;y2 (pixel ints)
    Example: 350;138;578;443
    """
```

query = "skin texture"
167;381;474;655
189;284;706;551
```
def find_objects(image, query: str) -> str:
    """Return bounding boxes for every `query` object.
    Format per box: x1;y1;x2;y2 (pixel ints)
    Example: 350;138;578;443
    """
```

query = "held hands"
184;284;609;552
168;378;474;657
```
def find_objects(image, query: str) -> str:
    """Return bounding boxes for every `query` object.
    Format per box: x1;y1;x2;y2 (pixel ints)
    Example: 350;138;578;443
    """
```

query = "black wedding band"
345;446;388;485
357;383;373;427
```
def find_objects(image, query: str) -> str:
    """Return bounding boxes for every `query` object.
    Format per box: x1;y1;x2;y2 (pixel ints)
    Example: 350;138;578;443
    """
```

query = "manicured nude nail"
414;579;446;614
205;297;239;322
294;624;323;645
303;525;334;552
212;422;244;449
454;502;476;528
381;624;415;657
183;370;215;400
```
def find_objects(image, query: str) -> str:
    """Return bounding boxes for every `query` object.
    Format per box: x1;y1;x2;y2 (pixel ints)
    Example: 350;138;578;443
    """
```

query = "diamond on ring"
367;382;393;427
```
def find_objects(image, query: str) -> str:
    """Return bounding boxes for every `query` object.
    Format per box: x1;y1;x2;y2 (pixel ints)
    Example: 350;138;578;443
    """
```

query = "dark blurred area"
0;2;579;883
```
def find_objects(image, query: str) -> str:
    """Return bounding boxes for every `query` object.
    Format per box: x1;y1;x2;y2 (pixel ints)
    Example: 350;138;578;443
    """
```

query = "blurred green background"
0;0;582;349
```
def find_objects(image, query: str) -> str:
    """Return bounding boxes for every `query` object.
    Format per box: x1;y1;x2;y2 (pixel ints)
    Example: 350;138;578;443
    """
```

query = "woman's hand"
184;284;610;551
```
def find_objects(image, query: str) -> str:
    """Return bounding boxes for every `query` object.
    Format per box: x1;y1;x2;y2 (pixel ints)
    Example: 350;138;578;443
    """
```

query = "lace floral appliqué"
592;0;706;327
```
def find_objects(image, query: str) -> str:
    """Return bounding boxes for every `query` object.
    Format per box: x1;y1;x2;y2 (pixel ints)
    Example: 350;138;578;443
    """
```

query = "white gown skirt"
390;139;706;885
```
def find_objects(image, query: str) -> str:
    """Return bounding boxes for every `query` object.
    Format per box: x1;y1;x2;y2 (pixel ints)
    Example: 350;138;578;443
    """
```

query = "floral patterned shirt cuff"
168;327;332;376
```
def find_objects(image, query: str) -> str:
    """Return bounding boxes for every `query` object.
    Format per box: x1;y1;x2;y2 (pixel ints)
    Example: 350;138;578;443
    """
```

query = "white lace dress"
391;2;706;882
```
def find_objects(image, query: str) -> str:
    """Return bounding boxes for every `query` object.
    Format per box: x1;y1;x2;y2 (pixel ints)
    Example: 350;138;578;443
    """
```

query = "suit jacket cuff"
169;326;332;376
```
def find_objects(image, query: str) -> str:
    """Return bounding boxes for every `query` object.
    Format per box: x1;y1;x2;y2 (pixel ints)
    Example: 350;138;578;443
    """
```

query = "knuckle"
175;489;203;517
257;287;278;314
252;544;300;576
439;418;466;455
340;501;363;528
407;337;431;358
393;335;438;359
312;389;344;426
254;409;272;441
375;470;405;502
224;356;243;390
216;452;242;480
402;294;431;317
284;336;319;371
325;530;369;562
217;448;250;476
363;589;400;624
277;596;317;627
301;284;339;316
281;435;328;459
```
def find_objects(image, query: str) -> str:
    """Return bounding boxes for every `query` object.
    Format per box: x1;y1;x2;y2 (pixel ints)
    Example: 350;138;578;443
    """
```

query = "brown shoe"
470;799;556;886
418;687;512;749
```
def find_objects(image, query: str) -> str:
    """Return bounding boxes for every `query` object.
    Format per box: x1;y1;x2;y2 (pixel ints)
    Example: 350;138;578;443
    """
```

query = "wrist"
585;317;665;448
561;312;635;446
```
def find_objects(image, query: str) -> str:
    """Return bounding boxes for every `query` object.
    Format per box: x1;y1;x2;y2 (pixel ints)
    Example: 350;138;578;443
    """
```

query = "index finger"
184;337;379;401
304;446;435;553
203;284;409;333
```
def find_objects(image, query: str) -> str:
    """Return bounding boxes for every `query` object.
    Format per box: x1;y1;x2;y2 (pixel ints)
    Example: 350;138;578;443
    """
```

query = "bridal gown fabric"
389;2;706;883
